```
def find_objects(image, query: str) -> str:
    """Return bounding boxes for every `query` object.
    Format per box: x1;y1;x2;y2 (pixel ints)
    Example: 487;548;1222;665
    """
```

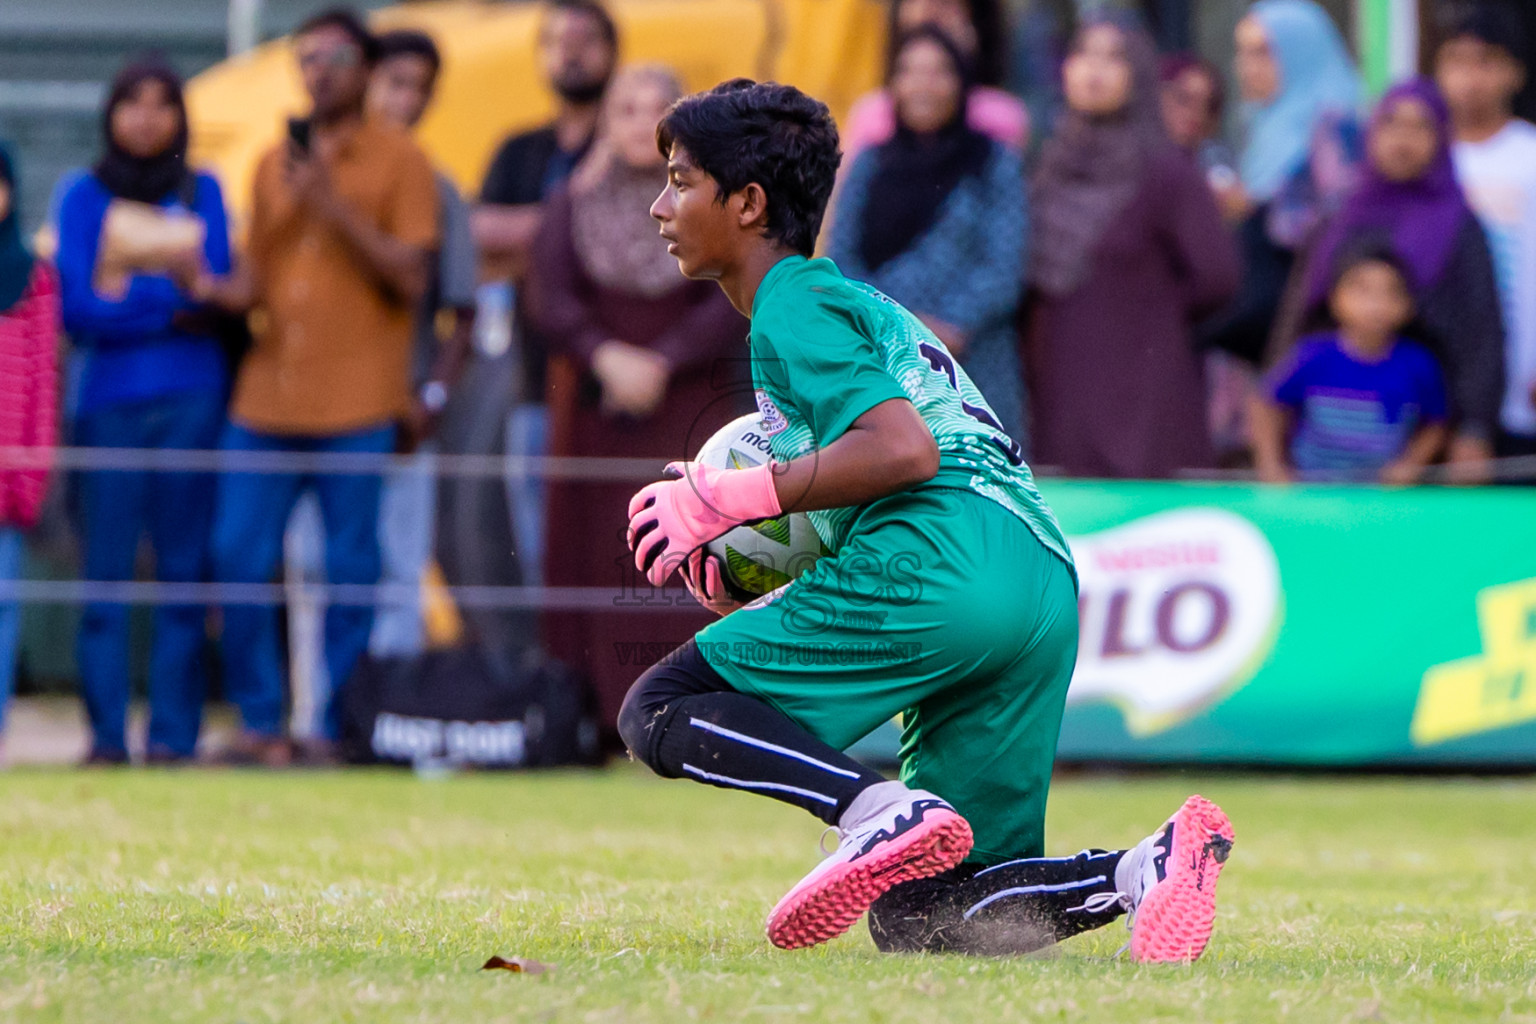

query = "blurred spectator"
197;8;439;764
1159;54;1236;186
842;0;1028;166
474;0;618;587
1275;78;1504;482
829;27;1029;442
1200;0;1361;366
1022;14;1239;479
365;28;476;659
0;146;59;749
54;60;231;765
1437;5;1536;467
526;64;747;738
1251;241;1447;485
1159;52;1249;464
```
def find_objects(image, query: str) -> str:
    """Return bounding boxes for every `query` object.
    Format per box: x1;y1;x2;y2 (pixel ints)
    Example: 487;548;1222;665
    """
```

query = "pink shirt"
0;262;59;529
841;87;1031;165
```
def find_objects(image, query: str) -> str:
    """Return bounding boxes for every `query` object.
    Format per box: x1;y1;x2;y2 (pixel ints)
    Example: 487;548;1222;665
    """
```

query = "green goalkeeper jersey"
748;255;1074;577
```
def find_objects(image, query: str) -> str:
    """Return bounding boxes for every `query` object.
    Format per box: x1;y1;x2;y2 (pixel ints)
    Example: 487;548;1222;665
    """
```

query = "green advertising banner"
1043;481;1536;766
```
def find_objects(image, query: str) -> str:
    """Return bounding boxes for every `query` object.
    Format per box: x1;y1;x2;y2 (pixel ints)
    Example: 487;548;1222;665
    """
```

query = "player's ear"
735;182;770;232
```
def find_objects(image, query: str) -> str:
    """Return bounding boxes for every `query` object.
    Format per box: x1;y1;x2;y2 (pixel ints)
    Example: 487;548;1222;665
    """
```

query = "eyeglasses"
297;45;363;72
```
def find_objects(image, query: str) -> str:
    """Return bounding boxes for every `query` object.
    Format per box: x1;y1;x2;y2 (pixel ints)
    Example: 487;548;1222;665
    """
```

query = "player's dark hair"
296;6;380;65
887;0;1005;87
376;28;442;78
1438;3;1527;64
656;79;842;257
541;0;619;50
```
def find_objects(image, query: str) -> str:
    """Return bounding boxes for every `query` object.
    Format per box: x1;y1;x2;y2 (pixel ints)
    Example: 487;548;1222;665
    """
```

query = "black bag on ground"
339;647;601;768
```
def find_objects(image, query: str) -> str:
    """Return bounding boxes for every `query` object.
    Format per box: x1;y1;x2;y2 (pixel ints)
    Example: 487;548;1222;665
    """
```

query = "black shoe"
205;733;292;768
144;746;195;767
82;748;129;767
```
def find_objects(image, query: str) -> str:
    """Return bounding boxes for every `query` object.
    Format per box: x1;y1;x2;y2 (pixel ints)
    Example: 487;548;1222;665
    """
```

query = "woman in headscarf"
1201;0;1362;365
829;26;1028;442
1159;53;1236;186
1022;14;1240;479
527;64;749;743
0;146;60;751
1275;77;1506;479
841;0;1029;166
53;57;233;764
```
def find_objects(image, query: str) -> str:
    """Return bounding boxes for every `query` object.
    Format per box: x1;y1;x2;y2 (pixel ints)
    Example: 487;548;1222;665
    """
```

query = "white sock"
1114;843;1139;895
1115;829;1158;896
839;780;913;831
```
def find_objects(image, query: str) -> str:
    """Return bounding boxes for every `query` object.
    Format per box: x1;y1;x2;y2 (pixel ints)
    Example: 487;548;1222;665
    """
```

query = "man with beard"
472;1;619;590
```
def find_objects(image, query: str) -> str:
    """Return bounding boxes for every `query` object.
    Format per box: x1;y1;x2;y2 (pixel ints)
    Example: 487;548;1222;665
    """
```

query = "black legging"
618;639;1129;955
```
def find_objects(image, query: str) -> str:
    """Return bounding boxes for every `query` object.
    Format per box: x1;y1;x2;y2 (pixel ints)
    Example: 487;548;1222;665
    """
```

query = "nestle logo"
1094;542;1220;573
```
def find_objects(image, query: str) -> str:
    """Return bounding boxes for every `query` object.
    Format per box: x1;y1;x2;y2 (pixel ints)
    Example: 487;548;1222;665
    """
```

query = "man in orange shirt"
198;7;439;764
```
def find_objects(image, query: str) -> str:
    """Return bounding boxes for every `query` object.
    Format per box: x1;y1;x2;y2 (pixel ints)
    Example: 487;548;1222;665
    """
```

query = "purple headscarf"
1030;12;1166;298
1306;77;1471;307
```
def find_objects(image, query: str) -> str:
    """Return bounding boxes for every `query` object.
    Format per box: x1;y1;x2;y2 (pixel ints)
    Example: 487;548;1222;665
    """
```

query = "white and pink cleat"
766;791;973;950
1117;794;1236;963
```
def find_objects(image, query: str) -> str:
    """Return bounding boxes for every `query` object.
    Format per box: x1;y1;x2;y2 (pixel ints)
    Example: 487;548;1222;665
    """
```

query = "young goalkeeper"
619;79;1234;959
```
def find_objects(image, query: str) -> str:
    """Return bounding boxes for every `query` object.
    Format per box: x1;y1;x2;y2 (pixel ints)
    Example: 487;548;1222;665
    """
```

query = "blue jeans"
506;404;547;587
369;443;438;659
0;528;24;736
211;421;395;739
75;390;225;758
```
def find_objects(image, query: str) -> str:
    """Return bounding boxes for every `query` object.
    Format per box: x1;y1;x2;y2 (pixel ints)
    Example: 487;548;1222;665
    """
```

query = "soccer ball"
694;413;828;599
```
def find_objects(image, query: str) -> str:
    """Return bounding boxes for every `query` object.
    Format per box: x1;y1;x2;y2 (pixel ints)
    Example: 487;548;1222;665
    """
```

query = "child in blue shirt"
1253;241;1448;484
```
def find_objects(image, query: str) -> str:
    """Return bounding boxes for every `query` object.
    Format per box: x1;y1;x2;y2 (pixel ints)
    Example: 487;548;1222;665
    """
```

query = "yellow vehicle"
186;0;886;221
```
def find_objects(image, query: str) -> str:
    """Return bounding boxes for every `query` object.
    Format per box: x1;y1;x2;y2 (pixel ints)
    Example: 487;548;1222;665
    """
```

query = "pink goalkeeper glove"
626;460;781;587
681;549;743;617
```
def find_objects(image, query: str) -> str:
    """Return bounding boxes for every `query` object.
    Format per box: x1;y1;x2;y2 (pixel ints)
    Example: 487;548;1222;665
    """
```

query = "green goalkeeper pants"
696;486;1079;863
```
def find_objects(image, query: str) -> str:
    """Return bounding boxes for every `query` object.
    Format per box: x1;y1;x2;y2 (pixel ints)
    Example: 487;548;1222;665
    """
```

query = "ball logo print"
1066;508;1283;736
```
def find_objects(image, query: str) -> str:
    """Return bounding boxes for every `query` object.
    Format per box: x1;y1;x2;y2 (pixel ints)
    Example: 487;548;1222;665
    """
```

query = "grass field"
2;767;1535;1023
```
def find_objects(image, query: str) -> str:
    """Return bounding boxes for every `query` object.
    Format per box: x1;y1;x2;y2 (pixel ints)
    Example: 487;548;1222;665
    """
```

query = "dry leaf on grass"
481;956;552;974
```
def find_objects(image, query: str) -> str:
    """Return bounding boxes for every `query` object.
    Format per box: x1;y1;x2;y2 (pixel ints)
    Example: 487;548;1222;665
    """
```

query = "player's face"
1062;24;1133;118
652;145;734;281
1330;261;1413;347
367;54;436;129
1369;96;1439;183
1436;37;1525;125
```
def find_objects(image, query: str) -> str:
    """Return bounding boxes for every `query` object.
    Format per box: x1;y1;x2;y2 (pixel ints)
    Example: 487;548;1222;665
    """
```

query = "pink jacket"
841;87;1031;166
0;261;60;529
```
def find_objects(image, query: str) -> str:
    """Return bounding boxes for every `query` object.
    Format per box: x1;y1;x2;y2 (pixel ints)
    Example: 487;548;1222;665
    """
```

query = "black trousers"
618;641;1128;954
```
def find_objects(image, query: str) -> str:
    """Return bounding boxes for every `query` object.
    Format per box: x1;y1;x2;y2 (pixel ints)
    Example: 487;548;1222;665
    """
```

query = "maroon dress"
1025;146;1241;479
528;188;750;739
